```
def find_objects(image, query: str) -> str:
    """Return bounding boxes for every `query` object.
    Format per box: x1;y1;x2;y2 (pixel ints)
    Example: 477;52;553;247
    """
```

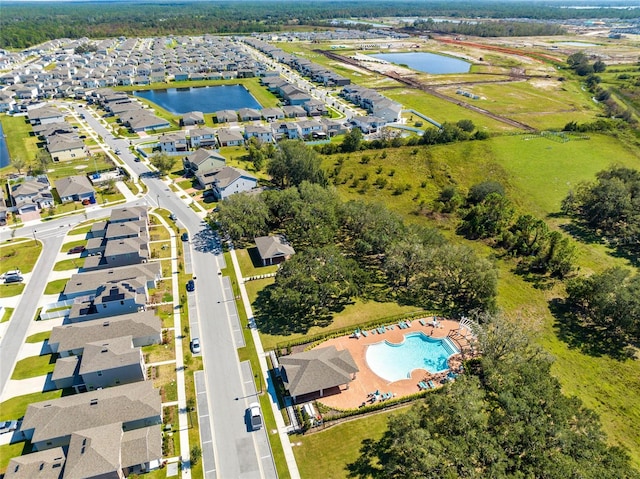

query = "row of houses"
4;174;96;216
0;35;272;111
27;106;89;161
6;206;165;479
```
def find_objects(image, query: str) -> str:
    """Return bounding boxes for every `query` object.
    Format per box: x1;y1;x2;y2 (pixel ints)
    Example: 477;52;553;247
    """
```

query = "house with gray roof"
10;175;54;214
183;149;226;179
279;346;358;403
54;175;95;203
21;380;161;451
52;335;146;391
46;134;87;162
27;106;65;125
215;109;238;123
237;107;261;122
82;236;149;271
188;126;217;149
244;124;273;144
62;263;160;300
216;127;244;147
207;166;258;200
4;447;66;479
109;205;148;224
254;235;295;266
49;310;161;357
181;110;205;126
67;279;147;322
158;130;189;154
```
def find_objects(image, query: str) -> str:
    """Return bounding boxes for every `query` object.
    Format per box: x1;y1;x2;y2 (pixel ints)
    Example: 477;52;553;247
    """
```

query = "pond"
133;84;262;114
0;122;9;168
369;52;471;74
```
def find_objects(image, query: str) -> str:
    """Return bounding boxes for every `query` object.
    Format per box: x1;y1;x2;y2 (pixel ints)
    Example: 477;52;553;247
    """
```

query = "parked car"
186;279;195;292
115;149;121;155
0;420;18;434
68;245;85;254
169;213;177;221
181;232;189;242
248;402;262;430
190;338;201;354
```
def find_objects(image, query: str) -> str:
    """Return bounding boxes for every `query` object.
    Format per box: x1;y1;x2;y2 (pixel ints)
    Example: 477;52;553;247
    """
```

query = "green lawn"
61;239;87;252
294;407;408;479
1;307;14;323
0;389;63;421
0;113;40;165
45;156;116;181
236;246;279;278
53;258;82;272
0;442;29;475
0;283;25;298
11;354;57;380
0;239;43;273
26;331;51;343
44;278;68;295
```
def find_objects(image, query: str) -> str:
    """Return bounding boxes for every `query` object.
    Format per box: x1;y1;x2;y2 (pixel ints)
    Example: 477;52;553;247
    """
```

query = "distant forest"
1;0;639;49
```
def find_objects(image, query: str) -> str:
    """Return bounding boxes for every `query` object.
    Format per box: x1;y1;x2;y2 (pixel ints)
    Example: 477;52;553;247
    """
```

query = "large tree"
150;152;177;176
267;140;327;188
340;200;406;257
213;193;269;243
260;246;364;332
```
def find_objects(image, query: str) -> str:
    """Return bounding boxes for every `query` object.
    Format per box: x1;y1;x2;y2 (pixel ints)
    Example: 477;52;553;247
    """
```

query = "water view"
0;122;9;168
556;41;599;47
133;84;262;114
370;52;471;74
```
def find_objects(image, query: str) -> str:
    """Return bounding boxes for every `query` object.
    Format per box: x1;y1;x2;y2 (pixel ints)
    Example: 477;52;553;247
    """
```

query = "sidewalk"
155;212;192;478
229;248;301;479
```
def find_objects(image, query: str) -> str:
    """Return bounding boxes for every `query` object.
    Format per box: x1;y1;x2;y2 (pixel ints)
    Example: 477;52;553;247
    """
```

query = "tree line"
211;141;498;334
2;1;638;49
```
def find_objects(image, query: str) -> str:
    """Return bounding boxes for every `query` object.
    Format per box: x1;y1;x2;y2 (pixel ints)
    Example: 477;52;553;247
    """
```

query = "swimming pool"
365;332;459;382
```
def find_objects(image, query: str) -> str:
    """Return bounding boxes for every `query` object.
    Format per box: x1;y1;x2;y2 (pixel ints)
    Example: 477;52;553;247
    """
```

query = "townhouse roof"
54;175;94;198
62;263;160;297
79;336;140;375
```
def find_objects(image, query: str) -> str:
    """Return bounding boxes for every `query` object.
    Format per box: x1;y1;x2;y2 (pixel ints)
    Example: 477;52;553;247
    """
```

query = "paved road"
68;107;277;477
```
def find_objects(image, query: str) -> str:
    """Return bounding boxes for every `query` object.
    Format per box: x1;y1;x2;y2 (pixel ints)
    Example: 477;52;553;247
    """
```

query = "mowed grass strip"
44;278;68;295
294;407;408;479
11;354;57;380
0;239;43;274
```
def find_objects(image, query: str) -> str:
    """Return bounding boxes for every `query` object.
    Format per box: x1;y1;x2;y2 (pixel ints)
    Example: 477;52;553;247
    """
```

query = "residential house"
279;346;359;403
27;106;65;125
158;131;189;154
181;110;205;126
52;335;147;391
67;278;148;322
188;127;218;149
216;128;244;147
260;107;285;122
244;124;273;144
215;109;238;123
303;99;328;117
0;92;16;113
46;133;87;162
20;381;161;451
254;235;295;266
351;115;385;134
271;121;300;140
54;175;95;203
10;176;53;214
82;237;149;272
183;149;226;178
297;119;324;139
237;108;261;122
62;263;161;300
282;105;307;118
49;310;161;357
209;167;258;200
4;447;66;479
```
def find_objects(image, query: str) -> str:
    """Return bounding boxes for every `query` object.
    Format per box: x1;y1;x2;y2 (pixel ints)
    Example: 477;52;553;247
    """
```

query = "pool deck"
312;318;472;410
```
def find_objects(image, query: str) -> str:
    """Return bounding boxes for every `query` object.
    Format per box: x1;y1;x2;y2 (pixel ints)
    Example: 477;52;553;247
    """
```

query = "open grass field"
0;113;40;165
1;307;14;323
0;239;42;274
439;78;599;131
0;283;25;298
294;406;409;479
312;132;640;468
45;155;116;181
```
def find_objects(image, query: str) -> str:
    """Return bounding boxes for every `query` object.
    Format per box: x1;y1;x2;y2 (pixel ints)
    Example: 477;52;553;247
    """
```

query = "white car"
248;402;262;430
190;338;201;354
0;420;18;434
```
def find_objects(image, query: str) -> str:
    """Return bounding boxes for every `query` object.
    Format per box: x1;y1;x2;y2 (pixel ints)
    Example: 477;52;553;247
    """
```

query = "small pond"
369;52;471;74
133;84;262;114
0;123;9;168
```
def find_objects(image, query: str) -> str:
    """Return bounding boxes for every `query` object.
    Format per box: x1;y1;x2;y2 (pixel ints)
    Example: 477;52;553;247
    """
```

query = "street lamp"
156;194;160;208
255;373;263;395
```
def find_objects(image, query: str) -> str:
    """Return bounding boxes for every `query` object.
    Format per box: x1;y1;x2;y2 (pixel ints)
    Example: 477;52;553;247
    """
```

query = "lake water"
0;122;9;168
369;52;471;74
133;85;262;114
